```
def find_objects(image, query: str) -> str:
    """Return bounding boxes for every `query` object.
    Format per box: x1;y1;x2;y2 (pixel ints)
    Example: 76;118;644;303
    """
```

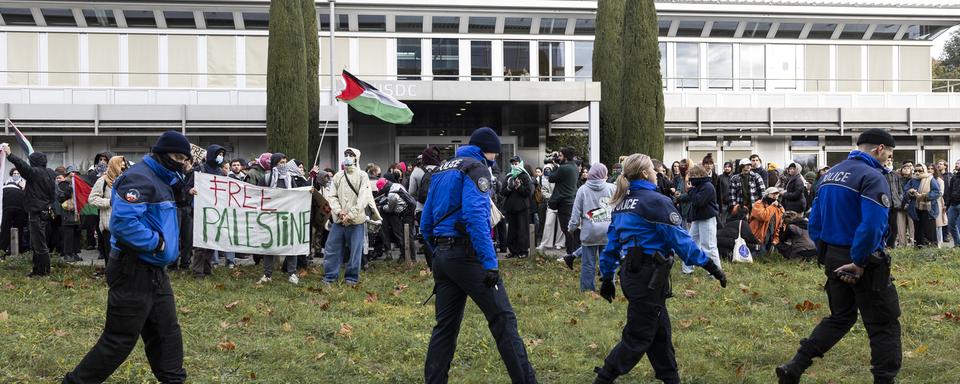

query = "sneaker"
536;245;545;252
556;256;565;262
563;255;575;270
288;274;299;285
322;280;333;289
257;275;272;284
345;280;358;287
227;262;236;269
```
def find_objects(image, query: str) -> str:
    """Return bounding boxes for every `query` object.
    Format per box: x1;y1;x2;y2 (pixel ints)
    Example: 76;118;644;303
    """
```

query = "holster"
866;250;892;292
816;240;828;266
626;248;675;297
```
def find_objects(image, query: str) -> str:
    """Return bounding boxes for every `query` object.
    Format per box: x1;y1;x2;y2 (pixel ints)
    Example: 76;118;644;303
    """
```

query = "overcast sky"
932;26;958;59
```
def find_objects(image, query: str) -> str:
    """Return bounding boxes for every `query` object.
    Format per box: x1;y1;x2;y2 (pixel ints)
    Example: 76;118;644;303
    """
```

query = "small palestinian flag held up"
72;173;99;219
6;119;34;155
335;70;414;125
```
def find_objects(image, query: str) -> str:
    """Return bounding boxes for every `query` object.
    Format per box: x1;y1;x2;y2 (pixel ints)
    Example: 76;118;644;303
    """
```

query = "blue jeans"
948;205;960;246
580;245;600;292
323;222;365;284
211;251;236;265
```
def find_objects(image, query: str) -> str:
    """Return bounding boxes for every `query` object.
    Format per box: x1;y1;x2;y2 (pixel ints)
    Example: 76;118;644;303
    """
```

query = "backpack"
393;185;418;217
416;166;438;204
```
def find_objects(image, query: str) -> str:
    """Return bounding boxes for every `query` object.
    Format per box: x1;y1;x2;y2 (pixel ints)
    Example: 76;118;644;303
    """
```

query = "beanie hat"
857;128;896;147
152;131;192;156
469;127;501;154
422;146;442;166
375;178;388;191
270;153;287;168
257;153;273;170
587;163;608;181
397;162;408;174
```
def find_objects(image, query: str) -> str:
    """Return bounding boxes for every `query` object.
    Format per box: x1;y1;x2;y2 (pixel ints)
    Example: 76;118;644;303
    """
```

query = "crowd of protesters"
2;136;958;292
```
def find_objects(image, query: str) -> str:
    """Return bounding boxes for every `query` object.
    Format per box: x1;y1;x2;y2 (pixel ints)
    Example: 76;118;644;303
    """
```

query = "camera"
544;151;560;164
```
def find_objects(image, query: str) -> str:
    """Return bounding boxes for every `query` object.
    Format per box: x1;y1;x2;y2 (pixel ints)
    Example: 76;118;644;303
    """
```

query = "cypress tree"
266;0;309;162
593;0;626;166
302;0;321;167
620;0;665;160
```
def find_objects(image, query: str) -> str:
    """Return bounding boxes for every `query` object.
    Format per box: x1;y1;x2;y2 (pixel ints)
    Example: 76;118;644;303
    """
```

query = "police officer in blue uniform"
421;127;537;384
64;131;193;383
593;153;726;384
777;129;901;384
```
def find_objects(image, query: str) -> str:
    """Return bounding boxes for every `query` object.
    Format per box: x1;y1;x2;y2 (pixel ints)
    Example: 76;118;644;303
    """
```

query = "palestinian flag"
72;174;99;219
6;119;34;154
335;70;414;125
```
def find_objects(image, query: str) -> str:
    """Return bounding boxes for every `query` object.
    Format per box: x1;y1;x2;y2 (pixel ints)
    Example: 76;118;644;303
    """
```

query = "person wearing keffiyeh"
500;156;533;258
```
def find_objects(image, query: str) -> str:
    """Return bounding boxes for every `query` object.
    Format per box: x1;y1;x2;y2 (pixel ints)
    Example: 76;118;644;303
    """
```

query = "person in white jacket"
87;156;127;267
567;164;615;292
537;164;566;253
323;147;382;286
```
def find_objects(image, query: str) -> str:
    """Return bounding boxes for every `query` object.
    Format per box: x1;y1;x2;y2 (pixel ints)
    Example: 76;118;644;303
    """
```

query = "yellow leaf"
218;340;236;351
0;311;8;321
914;344;928;355
683;289;697;298
783;325;797;337
281;322;293;332
337;323;353;338
364;292;379;304
224;300;240;310
219;321;230;329
679;320;693;329
315;352;327;360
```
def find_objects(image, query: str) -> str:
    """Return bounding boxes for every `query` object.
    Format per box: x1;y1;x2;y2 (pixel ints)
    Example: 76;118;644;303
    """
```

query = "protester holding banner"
323;147;381;286
64;131;192;383
0;169;28;258
88;156;127;267
57;167;83;262
190;144;227;279
3;144;58;277
246;153;271;188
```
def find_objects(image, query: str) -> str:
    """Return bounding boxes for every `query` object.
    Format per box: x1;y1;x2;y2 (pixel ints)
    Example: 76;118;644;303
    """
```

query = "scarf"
270;163;293;189
918;174;932;211
507;159;527;179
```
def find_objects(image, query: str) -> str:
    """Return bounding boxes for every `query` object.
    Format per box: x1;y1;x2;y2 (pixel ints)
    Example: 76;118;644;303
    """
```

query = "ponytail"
610;153;654;206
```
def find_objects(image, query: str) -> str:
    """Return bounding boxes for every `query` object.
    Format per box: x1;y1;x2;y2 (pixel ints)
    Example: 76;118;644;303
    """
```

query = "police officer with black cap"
421;127;537;383
777;128;901;384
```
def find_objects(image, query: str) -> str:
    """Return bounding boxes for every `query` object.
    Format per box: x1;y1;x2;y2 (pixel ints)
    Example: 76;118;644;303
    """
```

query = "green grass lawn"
1;248;959;383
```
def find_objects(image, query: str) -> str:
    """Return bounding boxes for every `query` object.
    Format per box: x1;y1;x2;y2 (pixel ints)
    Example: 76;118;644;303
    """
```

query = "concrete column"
589;101;600;165
337;101;349;163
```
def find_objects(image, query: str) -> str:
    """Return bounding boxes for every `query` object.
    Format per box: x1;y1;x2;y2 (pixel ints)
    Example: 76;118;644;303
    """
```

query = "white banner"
193;172;312;255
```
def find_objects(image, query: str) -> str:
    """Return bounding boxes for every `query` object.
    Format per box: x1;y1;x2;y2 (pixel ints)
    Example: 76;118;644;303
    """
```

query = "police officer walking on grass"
777;128;901;384
421;127;537;384
594;153;727;384
64;131;193;383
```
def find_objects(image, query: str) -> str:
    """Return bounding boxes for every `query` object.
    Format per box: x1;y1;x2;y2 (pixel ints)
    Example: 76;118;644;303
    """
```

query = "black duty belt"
825;244;852;256
625;247;671;266
433;236;470;246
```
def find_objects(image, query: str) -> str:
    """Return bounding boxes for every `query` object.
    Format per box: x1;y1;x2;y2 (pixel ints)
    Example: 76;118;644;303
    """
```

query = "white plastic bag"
732;221;754;263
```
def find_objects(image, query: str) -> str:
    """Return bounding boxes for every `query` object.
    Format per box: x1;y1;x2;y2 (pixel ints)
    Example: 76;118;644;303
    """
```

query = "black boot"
874;376;896;384
593;367;614;384
776;354;812;384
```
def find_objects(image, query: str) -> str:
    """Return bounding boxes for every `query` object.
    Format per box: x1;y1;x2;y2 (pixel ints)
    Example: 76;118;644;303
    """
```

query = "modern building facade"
0;0;958;172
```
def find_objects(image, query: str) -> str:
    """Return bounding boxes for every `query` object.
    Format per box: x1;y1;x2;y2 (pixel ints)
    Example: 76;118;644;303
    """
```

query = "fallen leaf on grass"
179;307;192;314
281;322;292;332
307;286;323;293
54;329;69;337
586;291;602;300
588;342;598;350
298;270;309;278
238;316;252;327
364;292;379;303
735;364;745;379
3;282;15;290
63;279;75;289
315;352;327;360
0;311;8;322
392;284;409;296
215;283;225;290
795;300;821;312
218;340;236;351
526;339;544;348
248;372;256;379
679;320;693;329
219;320;230;329
224;300;240;310
231;270;243;278
337;323;353;338
683;289;697;298
914;344;928;354
568;318;578;326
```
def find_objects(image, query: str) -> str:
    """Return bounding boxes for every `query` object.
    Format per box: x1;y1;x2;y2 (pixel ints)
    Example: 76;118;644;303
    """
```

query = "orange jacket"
750;200;784;245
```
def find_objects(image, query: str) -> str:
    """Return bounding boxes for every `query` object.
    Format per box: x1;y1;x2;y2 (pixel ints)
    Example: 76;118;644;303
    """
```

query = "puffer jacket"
88;177;113;231
109;155;182;266
781;173;807;213
6;152;57;214
329;147;381;226
568;179;615;246
750;198;784;246
678;177;718;222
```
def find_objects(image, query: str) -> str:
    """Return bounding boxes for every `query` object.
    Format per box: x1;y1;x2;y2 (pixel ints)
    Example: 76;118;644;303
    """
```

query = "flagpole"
313;120;330;169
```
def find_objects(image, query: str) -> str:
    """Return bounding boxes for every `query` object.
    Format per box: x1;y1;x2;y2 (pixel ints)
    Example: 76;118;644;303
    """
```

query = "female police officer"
593;153;727;384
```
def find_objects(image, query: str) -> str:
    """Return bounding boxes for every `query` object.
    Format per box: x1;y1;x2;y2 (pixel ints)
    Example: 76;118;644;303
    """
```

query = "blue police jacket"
109;155;183;267
808;150;890;266
420;145;498;270
599;179;709;280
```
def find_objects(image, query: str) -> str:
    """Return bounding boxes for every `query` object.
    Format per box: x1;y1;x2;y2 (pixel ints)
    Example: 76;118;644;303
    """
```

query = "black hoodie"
201;144;226;176
6;152;57;214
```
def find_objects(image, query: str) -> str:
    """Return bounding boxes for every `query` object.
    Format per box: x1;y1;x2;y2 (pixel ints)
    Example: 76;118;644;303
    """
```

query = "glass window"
925;136;950;146
742;22;772;38
793;153;819;172
767;44;797;90
503;41;530;80
839;24;868;40
432;39;459;80
504;17;532;34
740;44;765;89
893;150;917;165
0;8;36;26
395;16;423;32
659;20;672;36
826;136;852;146
471;41;492;80
925;149;949;166
574;18;595;35
397;39;421;80
676;20;705;37
432;16;460;33
776;23;804;39
574;41;593;81
659;43;667;87
905;25;950;40
710;21;739;37
708;44;733;89
676;43;699;89
826;152;848;167
791;136;819;147
164;11;196;29
242;12;268;30
807;23;837;39
357;15;386;32
468;17;495;33
539;18;567;35
539;42;565;81
319;14;348;32
870;24;900;40
82;9;116;27
123;10;157;28
204;12;234;29
689;136;717;147
41;9;76;27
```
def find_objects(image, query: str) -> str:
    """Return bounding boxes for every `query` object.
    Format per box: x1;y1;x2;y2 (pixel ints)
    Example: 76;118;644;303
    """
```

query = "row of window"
661;43;798;90
659;19;949;41
397;39;594;81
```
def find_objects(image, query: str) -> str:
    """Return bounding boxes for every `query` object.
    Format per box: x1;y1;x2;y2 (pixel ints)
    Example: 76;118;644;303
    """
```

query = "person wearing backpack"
378;172;417;262
410;147;442;266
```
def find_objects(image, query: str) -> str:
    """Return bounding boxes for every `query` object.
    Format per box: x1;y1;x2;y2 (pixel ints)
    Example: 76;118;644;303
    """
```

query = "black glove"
154;233;165;253
599;278;615;303
701;260;727;288
483;269;500;288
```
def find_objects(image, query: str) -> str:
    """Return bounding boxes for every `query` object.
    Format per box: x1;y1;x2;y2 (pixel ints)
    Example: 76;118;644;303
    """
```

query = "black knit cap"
152;131;192;156
469;127;501;154
857;128;896;148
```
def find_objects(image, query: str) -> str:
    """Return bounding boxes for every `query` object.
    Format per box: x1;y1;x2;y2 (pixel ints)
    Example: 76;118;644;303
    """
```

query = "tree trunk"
593;0;626;166
620;0;665;160
266;0;309;162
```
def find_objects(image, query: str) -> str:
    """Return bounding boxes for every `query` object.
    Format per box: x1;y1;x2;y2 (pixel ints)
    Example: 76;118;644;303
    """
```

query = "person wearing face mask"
750;187;785;257
882;158;904;248
717;161;734;225
64;131;192;383
421;127;538;384
190;144;228;278
323;148;382;286
500;155;533;259
88;156;128;267
1;168;28;259
2;144;58;277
